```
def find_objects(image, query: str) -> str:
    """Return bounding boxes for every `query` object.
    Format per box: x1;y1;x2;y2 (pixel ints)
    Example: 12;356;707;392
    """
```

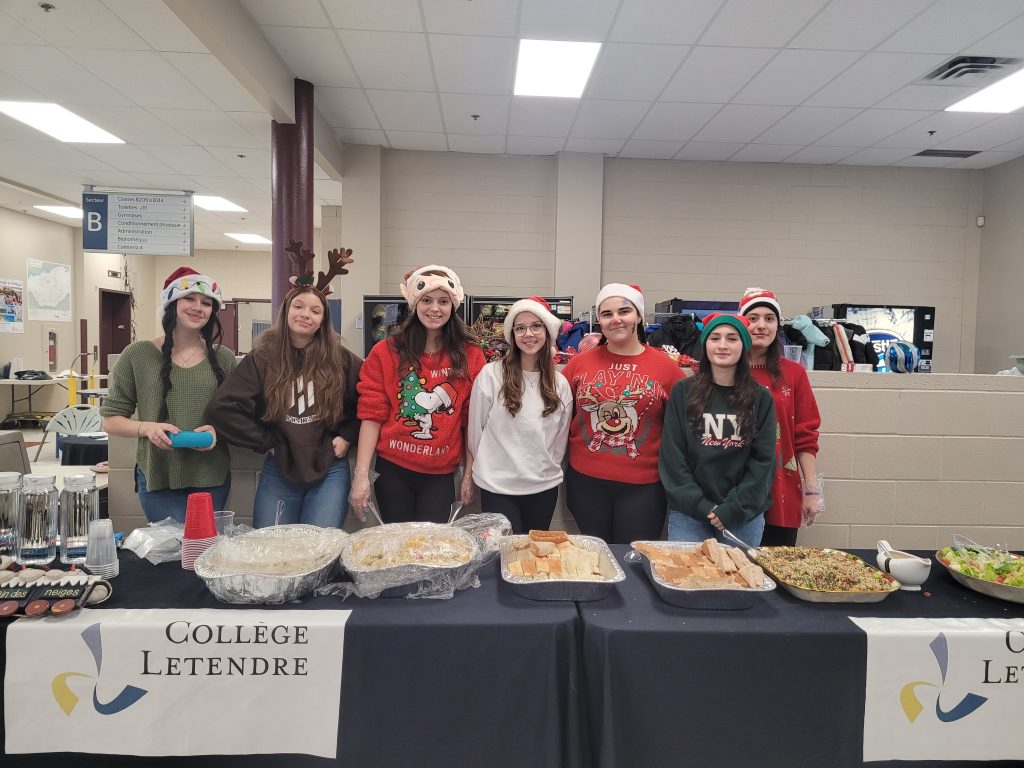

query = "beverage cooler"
363;295;469;354
832;304;935;372
468;295;574;335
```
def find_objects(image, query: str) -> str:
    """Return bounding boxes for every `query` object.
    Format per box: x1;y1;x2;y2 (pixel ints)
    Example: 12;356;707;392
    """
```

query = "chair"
0;431;32;474
33;405;102;461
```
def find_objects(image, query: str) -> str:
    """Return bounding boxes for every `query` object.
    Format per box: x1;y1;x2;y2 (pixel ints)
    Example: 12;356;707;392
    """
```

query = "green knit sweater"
100;340;237;492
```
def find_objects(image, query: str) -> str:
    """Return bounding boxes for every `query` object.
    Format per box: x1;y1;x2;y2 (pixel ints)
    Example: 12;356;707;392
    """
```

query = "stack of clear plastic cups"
0;472;21;556
59;474;99;565
84;519;119;578
16;474;57;565
182;492;217;570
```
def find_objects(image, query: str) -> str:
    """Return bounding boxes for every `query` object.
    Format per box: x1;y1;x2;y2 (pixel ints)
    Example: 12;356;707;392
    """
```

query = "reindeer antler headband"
285;239;354;297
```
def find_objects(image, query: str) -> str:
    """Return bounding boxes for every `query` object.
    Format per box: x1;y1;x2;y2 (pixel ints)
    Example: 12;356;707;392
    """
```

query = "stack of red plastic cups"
181;492;217;570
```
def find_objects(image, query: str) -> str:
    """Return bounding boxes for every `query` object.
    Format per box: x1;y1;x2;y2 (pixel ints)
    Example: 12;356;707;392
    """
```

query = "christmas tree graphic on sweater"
397;366;456;440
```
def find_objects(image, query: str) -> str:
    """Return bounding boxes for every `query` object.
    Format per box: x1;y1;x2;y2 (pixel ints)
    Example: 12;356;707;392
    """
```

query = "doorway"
219;302;239;353
98;289;132;375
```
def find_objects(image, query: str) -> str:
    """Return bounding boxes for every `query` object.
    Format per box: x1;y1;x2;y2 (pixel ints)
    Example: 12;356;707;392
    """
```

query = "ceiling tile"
337;127;388;146
874;112;996;149
896;155;957;168
64;48;217;109
102;0;208;53
7;0;149;50
585;43;689;101
81;170;149;187
0;112;59;142
816;109;930;146
733;50;861;105
0;140;108;172
205;147;272;178
65;105;190;144
0;45;133;106
632;102;719;141
227;112;273;148
367;90;443;132
789;0;932;51
0;10;47;45
162;53;265;112
963;14;1024;57
131;172;202;190
660;47;776;103
563;137;625;155
875;84;976;111
728;144;804;162
339;30;436;91
570;100;650;139
785;145;858;164
838;147;915;165
519;0;620;41
693;104;791;143
261;27;359;89
241;0;330;27
700;0;829;47
317;87;380;129
0;70;42;102
754;106;861;144
877;0;1024;54
429;35;516;95
78;144;175;174
508;97;580;137
619;140;685;159
141;145;239;176
186;175;266;198
322;0;423;32
610;0;723;45
674;142;744;161
936;115;1024;151
148;109;264;147
946;151;1021;169
803;52;946;108
448;134;506;154
386;131;448;151
439;93;511;135
422;0;519;36
506;136;566;155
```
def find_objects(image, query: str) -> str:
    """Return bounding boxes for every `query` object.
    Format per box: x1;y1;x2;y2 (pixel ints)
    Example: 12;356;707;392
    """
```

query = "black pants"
480;487;559;535
761;523;799;547
374;456;456;524
565;464;666;545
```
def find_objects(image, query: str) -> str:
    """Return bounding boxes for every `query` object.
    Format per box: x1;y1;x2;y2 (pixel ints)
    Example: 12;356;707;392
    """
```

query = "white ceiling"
1;0;1024;249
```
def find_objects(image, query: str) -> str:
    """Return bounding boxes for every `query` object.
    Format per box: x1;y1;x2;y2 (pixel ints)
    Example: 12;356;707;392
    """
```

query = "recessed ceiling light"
946;66;1024;113
34;205;83;219
514;39;601;98
225;233;271;244
0;101;124;143
194;196;247;212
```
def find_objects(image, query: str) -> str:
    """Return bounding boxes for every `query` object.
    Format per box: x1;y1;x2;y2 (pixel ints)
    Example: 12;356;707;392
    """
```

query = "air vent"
914;149;979;159
920;56;1023;85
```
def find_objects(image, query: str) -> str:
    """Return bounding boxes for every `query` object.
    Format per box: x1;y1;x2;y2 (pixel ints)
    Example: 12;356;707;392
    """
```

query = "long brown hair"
393;273;475;379
686;346;759;443
158;300;226;421
499;336;563;418
256;287;345;422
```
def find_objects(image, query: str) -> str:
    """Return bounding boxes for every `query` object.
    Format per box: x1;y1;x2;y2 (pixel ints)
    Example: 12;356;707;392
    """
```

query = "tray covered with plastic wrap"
194;524;349;604
500;534;624;601
328;514;511;599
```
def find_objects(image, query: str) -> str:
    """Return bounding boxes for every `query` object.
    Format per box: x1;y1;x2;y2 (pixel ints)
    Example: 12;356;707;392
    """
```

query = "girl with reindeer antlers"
560;284;684;544
207;241;361;528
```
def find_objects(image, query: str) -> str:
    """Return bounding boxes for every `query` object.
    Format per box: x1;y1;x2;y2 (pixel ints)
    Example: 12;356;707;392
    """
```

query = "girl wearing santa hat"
466;297;572;533
101;267;236;522
350;265;485;523
561;283;684;544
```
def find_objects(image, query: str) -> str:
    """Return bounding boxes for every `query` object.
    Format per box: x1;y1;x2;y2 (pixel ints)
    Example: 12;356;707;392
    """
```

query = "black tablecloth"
59;435;108;466
579;546;1024;768
0;553;585;768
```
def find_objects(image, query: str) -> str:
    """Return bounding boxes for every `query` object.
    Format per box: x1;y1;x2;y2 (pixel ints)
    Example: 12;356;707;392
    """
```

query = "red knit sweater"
750;358;821;529
562;345;683;484
357;338;485;474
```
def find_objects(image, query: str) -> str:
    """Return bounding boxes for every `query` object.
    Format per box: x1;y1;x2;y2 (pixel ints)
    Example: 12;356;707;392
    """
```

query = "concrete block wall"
798;371;1024;552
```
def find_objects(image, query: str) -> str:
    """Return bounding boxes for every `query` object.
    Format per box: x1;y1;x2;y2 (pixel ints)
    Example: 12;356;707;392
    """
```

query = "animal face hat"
400;265;465;310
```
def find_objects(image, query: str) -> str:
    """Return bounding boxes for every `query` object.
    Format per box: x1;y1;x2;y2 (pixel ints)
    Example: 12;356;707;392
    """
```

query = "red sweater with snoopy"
357;338;485;474
562;345;683;484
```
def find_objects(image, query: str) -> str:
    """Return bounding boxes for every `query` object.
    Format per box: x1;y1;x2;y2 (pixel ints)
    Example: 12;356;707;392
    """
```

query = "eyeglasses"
512;322;545;336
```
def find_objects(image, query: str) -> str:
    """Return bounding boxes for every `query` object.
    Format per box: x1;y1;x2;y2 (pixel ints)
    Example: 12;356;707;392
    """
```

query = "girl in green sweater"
659;313;775;546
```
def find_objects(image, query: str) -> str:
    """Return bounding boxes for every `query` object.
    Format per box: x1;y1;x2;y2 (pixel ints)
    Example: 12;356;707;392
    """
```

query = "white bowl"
876;545;931;591
1010;355;1024;374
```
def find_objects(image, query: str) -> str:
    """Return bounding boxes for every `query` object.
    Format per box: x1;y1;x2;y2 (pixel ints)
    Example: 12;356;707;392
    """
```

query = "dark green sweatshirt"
659;377;776;529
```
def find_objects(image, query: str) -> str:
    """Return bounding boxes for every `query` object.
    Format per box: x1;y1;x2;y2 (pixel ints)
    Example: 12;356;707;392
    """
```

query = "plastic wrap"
802;474;825;526
122;517;184;564
319;513;511;600
194;524;349;604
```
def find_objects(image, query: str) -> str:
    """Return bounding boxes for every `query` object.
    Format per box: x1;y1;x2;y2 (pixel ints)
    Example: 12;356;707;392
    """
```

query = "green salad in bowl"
937;547;1024;588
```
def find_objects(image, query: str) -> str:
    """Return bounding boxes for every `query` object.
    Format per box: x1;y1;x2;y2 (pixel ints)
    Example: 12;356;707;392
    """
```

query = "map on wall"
0;278;24;333
26;259;71;322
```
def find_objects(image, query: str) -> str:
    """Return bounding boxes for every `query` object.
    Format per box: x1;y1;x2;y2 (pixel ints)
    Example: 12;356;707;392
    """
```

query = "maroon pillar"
271;79;315;315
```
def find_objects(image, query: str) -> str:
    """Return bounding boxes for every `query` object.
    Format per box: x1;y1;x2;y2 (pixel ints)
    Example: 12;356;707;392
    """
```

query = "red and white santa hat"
433;381;456;410
503;296;562;344
738;287;781;319
159;266;223;317
595;283;644;318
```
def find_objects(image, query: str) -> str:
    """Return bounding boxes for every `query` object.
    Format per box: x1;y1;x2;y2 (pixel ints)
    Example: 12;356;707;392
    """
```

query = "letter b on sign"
87;212;102;231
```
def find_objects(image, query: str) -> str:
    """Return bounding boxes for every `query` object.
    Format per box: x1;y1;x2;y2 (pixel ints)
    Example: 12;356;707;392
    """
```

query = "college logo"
900;633;987;723
51;623;148;716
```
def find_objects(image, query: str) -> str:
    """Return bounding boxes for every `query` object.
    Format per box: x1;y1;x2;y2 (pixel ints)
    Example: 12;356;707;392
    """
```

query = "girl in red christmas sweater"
350;266;485;523
738;287;822;546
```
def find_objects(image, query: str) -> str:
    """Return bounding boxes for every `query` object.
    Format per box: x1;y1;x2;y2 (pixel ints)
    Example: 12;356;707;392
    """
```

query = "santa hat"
595;283;644;318
700;312;752;350
433;382;456;410
738;287;781;320
159;266;223;317
400;265;465;310
503;296;561;344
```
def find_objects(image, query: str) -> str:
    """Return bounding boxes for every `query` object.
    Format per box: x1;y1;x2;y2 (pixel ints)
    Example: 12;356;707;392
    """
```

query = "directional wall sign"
82;191;193;257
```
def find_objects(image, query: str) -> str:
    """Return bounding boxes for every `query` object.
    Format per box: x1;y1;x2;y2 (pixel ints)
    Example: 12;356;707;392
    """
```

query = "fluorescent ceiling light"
514;39;601;98
194;195;247;212
946;67;1024;113
34;205;83;219
0;101;124;143
225;233;271;244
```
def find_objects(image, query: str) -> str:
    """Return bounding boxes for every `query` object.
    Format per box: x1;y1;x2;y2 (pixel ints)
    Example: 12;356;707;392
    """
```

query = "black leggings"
480;488;559;535
565;464;666;545
761;524;799;547
374;457;456;524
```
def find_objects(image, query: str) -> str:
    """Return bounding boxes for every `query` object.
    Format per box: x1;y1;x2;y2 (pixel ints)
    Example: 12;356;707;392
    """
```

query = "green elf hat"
700;312;752;350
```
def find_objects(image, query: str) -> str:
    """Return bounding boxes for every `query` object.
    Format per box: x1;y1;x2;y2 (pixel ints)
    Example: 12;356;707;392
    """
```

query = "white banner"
4;608;350;758
852;617;1024;762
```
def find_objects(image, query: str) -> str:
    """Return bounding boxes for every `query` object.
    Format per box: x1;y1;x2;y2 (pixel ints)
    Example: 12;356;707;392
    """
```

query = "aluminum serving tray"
630;540;775;610
936;550;1024;605
751;547;901;604
500;534;624;602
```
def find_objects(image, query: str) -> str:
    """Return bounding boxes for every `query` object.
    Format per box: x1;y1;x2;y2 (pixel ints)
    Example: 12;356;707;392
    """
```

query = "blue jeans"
253;455;349;529
667;509;765;547
135;466;231;524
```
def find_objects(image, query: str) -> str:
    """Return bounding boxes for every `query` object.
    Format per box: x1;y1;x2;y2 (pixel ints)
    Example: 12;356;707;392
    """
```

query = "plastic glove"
802;474;825;526
349;469;373;522
460;472;478;505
